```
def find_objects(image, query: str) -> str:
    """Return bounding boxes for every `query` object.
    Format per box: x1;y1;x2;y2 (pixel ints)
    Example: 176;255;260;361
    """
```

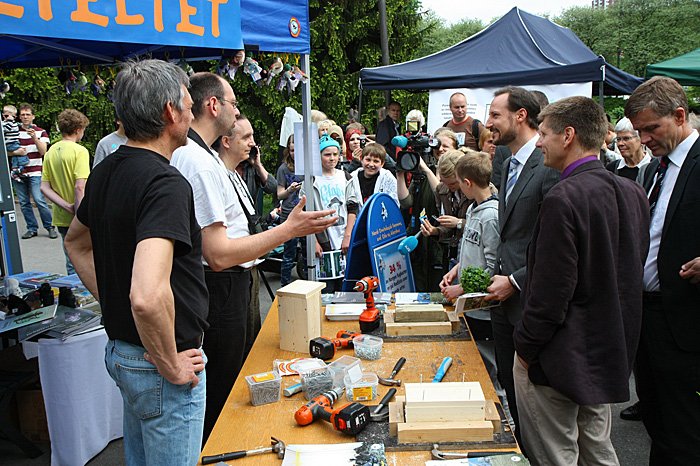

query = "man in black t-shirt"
65;60;209;465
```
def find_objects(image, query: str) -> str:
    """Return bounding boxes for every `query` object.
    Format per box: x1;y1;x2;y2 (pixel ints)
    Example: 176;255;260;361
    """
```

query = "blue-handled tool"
432;357;453;383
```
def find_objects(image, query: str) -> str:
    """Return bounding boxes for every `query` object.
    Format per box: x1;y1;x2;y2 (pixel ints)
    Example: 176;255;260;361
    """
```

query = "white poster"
293;121;322;176
427;82;594;134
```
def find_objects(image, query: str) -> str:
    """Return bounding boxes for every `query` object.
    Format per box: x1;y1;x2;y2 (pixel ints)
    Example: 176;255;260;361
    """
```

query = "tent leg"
358;89;363;124
300;53;317;282
598;81;605;108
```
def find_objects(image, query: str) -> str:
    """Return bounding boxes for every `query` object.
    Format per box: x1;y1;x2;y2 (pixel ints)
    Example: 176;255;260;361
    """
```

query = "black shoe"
48;228;58;239
620;401;642;421
21;231;37;239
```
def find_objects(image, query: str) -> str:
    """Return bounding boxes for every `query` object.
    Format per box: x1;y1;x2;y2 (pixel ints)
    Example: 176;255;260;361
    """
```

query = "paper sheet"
281;442;362;466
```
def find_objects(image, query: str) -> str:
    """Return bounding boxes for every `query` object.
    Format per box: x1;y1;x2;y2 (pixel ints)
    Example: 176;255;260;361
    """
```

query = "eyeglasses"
210;96;238;109
615;136;638;143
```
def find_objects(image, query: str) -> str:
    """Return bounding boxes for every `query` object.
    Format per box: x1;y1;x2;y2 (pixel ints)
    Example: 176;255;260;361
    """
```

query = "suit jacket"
514;161;650;405
375;116;399;162
642;138;700;351
490;145;511;190
496;148;559;324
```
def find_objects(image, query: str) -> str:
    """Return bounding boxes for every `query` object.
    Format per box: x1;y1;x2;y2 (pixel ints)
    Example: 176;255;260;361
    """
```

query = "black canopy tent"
358;7;643;115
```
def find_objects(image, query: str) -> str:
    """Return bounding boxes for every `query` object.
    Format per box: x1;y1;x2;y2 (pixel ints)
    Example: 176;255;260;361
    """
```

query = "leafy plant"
460;266;491;294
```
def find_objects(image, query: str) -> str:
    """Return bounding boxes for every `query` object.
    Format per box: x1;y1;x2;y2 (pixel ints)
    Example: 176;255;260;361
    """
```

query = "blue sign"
343;193;414;292
0;0;243;50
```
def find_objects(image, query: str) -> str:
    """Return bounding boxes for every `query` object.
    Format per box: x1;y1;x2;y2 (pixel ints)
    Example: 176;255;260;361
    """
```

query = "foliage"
556;0;700;78
417;12;484;58
460;266;491;294
2;68;115;156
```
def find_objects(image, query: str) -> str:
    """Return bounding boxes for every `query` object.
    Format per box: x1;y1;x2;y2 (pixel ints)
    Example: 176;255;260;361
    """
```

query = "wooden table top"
200;299;516;465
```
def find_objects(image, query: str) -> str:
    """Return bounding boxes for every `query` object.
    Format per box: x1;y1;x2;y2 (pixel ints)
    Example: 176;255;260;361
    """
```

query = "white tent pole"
300;53;317;282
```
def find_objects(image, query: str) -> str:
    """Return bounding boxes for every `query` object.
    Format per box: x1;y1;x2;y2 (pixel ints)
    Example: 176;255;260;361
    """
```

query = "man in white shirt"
171;73;338;442
625;76;700;466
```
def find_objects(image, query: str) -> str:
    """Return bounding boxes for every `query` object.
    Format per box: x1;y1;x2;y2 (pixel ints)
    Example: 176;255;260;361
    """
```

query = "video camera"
391;130;441;173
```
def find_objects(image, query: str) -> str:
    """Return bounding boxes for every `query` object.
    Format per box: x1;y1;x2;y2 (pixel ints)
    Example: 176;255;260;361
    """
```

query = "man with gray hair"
514;96;649;465
626;76;700;465
65;59;209;465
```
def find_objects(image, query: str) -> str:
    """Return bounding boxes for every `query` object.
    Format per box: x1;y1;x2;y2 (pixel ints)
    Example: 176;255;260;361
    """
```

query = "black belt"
203;265;248;273
177;334;203;352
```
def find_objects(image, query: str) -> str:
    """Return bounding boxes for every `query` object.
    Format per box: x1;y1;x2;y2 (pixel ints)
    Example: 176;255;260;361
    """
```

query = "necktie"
648;156;670;218
505;157;521;202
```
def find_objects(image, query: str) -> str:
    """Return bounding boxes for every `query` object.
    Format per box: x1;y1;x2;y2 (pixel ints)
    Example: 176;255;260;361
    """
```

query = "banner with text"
0;0;242;49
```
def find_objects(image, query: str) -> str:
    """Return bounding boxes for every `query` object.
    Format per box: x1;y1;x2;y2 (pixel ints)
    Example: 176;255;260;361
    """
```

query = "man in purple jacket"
513;96;650;465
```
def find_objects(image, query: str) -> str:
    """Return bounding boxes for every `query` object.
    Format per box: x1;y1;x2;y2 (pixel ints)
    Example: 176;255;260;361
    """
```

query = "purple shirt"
561;156;599;180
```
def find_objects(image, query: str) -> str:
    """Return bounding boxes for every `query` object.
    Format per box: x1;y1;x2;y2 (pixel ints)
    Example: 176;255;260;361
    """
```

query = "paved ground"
2;206;651;464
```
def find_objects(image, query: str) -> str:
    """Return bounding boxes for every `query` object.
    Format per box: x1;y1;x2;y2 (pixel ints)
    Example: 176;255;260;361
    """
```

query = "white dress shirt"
643;130;699;291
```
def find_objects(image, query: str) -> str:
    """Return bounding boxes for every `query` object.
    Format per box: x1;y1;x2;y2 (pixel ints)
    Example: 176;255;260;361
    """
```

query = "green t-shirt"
42;140;90;227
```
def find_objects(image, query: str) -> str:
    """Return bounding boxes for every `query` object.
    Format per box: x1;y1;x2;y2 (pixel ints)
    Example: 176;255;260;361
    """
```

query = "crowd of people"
6;56;699;466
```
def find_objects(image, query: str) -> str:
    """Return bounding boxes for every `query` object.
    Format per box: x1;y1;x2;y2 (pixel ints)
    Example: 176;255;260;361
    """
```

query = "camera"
391;133;441;172
359;135;367;149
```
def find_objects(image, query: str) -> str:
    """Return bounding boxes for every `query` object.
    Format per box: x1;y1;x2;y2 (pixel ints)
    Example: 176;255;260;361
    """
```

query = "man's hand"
284;196;338;237
437;215;459;229
11;147;27;157
485;275;515;301
341;236;351;255
144;348;204;387
27;127;37;139
420;217;438;237
315;241;323;258
680;257;700;284
442;284;464;300
440;265;459;290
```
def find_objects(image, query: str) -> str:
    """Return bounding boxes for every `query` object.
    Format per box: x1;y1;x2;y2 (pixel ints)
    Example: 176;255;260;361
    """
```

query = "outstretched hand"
286;195;338;237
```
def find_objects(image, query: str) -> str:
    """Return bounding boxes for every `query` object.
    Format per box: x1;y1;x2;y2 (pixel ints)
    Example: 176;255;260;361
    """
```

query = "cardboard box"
16;389;50;442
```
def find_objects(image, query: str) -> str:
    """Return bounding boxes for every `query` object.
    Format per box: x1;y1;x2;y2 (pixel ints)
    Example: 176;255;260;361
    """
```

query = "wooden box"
276;280;326;353
404;382;485;423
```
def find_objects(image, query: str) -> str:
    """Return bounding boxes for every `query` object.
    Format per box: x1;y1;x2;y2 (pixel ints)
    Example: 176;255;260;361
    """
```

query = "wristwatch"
456;219;464;230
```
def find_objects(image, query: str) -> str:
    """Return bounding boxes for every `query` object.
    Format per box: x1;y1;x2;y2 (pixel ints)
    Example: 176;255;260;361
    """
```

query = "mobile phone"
430;215;440;227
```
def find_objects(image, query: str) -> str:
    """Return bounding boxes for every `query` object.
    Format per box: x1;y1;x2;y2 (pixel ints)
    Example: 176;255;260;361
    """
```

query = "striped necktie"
648;156;670;218
506;157;521;202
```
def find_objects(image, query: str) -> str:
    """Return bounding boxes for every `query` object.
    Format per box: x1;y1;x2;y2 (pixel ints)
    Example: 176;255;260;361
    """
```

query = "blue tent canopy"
0;0;309;68
360;8;642;95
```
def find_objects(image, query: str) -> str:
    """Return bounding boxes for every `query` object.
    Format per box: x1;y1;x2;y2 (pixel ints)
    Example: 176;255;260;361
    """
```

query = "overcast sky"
420;0;593;25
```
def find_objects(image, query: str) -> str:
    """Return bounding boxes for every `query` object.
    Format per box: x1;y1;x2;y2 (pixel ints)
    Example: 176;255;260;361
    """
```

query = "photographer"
420;149;470;272
396;128;458;290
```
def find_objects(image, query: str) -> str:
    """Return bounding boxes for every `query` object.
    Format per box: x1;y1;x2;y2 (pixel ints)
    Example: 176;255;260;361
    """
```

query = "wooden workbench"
200;300;515;465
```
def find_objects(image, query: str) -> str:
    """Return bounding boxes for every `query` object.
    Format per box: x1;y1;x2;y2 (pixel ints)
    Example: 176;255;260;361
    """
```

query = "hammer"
201;437;286;464
378;357;406;387
430;443;517;460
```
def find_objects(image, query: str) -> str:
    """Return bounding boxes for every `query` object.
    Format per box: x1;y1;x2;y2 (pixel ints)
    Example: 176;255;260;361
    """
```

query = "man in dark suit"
483;87;559;442
513;96;650;464
626;76;700;466
375;100;401;167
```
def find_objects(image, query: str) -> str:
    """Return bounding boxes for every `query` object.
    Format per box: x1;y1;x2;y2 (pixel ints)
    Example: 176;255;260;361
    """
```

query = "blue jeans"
57;226;75;274
105;339;206;466
13;176;52;233
280;237;298;286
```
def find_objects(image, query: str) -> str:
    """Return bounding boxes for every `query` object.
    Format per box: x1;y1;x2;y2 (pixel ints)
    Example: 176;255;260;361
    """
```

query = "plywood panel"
397;420;494;443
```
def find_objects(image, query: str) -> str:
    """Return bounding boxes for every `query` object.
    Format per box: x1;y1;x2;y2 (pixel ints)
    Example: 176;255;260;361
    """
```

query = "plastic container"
328;355;362;389
344;372;379;401
245;370;281;406
353;334;383;360
298;365;333;400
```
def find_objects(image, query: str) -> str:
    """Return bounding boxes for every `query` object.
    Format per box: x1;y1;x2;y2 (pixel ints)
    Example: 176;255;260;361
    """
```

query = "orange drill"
309;330;362;360
294;387;370;435
354;276;380;333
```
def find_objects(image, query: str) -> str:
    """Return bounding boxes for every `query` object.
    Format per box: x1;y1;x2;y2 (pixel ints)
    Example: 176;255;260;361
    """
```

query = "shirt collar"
513;134;539;166
667;129;698;168
617;153;651;170
561;155;599;180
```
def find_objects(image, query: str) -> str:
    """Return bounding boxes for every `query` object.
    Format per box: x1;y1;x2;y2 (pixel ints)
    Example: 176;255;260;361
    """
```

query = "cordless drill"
294;387;370;435
309;330;362;360
354;276;380;333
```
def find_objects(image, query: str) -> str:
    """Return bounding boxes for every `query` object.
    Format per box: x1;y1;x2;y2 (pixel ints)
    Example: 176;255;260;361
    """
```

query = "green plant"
460;266;491;294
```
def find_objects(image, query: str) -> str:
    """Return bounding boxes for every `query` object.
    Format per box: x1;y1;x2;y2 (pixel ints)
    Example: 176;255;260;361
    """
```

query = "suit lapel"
643;157;659;193
501;149;541;232
662;139;700;239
